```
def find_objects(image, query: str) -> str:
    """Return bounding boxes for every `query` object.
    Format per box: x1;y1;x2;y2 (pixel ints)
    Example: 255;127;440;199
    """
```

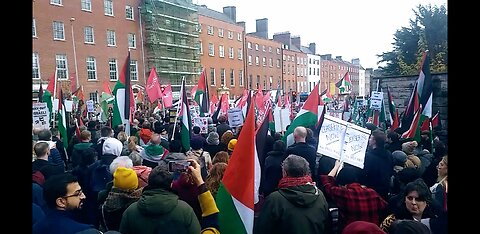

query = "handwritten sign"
32;102;50;129
317;115;371;169
228;107;244;128
370;91;384;110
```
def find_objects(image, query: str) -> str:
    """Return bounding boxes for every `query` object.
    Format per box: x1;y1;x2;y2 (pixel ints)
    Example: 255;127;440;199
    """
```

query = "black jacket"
284;142;318;181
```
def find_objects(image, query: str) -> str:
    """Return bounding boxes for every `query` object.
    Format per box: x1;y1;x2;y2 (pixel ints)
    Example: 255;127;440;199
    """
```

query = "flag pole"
52;69;58;128
171;77;184;141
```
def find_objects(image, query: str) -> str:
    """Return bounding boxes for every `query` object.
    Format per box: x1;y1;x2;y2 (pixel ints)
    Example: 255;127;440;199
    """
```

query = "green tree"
377;4;447;75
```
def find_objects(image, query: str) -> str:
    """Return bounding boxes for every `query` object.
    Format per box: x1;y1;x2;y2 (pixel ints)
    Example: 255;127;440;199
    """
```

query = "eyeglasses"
406;196;425;202
63;189;83;198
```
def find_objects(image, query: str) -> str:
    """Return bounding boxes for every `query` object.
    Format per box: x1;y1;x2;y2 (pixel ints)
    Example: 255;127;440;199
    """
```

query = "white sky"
195;0;447;69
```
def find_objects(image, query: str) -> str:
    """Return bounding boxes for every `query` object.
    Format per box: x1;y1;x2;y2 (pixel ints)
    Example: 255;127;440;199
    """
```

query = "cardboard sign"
32;102;50;129
273;108;291;132
228;107;244;128
370;91;384;110
317;115;371;169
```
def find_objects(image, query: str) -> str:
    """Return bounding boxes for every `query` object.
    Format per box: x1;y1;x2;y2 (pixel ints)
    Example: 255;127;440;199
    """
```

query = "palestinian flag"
321;86;333;103
42;74;56;115
282;82;319;147
387;86;399;131
400;83;420;132
415;51;433;140
58;90;68;150
194;68;210;116
335;71;352;94
217;100;259;234
112;52;135;129
179;78;192;151
401;105;423;139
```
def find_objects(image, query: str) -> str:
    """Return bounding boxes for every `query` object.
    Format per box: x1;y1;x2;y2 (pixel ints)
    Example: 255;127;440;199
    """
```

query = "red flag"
210;94;219;115
236;89;249;108
220;93;229;117
103;81;112;95
146;67;162;103
420;118;430;132
46;74;55;93
162;83;173;108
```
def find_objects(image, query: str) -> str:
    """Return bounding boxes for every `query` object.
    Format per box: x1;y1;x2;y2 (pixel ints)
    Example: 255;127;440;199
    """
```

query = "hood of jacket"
140;144;166;162
278;184;320;207
137;188;179;216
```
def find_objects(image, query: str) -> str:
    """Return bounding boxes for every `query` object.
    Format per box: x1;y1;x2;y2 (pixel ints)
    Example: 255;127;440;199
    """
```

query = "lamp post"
70;17;79;89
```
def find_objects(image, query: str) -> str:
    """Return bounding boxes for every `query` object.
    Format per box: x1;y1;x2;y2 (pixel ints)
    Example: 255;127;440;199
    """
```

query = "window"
277;59;280;68
227;31;233;39
210;68;216;85
255;44;259;50
218;28;224;37
239;70;244;87
53;21;65;40
269;58;273;67
108;58;118;80
256;75;260;89
55;54;68;80
220;69;226;86
104;0;114;16
230;69;235;86
208;43;215;56
128;33;136;48
237;32;242;41
262;57;266;67
248;55;252;65
317;68;320;75
255;56;259;65
219;45;224;58
277;48;281;54
86;57;97;80
262;45;266;52
33;52;41;79
50;0;62;5
247;42;252;49
207;26;214;35
84;26;94;44
89;92;98;103
107;30;116;46
196;23;202;33
198;41;203;54
130;60;138;81
249;75;252;89
269;47;272;53
126;5;134;20
309;68;311;75
228;47;234;59
238;48;243;60
32;19;37;37
81;0;92;11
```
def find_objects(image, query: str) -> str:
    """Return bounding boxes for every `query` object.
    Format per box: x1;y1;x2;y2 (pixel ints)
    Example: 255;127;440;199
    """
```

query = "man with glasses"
33;173;100;234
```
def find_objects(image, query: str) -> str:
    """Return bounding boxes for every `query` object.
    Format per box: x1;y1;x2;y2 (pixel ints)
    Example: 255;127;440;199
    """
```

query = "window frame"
84;26;95;44
130;60;138;81
107;30;116;46
108;58;118;81
32;19;37;38
104;0;114;16
55;54;68;80
125;5;134;20
81;0;92;11
33;52;41;79
86;56;97;80
128;33;136;49
53;21;65;40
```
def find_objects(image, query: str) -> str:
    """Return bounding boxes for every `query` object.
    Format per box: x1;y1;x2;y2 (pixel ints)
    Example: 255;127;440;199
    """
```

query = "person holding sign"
319;160;388;230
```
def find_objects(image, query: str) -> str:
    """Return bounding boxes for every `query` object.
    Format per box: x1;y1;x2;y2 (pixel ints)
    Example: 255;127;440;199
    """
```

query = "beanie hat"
392;150;407;166
190;136;204;150
228;139;237;151
402;141;418;155
342;221;386;234
113;167;138;190
206;132;220;145
103;138;123;156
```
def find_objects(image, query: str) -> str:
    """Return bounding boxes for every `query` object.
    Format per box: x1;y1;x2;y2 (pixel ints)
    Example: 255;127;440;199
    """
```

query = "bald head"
293;127;307;143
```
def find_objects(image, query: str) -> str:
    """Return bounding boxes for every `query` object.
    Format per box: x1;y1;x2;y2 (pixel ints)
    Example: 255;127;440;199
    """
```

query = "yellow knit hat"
113;167;138;190
228;139;238;151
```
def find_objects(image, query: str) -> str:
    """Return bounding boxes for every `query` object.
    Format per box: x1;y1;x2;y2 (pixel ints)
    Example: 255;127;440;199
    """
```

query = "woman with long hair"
430;155;447;212
205;162;228;199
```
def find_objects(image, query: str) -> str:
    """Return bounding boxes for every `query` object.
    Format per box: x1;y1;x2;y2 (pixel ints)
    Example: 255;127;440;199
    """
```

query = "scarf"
103;187;143;212
278;175;313;189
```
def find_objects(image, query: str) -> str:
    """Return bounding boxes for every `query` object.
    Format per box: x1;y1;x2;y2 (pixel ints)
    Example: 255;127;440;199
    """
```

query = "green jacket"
119;187;200;234
256;184;329;234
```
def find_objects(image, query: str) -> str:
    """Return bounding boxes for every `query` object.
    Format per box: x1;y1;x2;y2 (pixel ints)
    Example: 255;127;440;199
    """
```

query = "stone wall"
371;73;447;143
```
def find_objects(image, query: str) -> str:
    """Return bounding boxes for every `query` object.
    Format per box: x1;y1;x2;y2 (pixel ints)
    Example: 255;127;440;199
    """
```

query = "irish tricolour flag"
282;83;320;146
217;100;260;234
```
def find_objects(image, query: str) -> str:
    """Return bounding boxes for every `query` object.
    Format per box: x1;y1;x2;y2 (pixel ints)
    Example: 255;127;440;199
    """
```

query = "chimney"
309;43;316;54
273;31;291;48
223;6;236;22
336;56;342;60
291;36;301;49
237;21;246;30
351;58;360;65
255;18;268;39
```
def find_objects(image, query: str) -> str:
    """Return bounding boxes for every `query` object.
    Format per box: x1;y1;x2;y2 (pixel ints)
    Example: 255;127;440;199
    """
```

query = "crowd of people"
32;109;448;234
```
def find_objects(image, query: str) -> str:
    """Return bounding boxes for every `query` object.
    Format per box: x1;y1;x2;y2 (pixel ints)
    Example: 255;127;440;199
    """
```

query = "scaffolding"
141;0;200;91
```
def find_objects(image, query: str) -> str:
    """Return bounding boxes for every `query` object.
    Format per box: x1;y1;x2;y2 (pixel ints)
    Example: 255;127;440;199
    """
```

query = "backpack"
89;163;112;193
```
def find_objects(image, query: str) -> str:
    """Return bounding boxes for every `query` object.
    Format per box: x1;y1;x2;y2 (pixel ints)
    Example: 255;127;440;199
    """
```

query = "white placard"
53;99;59;113
317;115;347;160
370;91;384;110
273;108;292;133
32;102;50;129
64;100;73;112
192;117;209;134
317;115;371;169
86;100;95;113
228;107;244;128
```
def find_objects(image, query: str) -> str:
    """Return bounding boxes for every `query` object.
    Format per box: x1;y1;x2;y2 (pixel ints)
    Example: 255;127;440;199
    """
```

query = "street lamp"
70;17;79;89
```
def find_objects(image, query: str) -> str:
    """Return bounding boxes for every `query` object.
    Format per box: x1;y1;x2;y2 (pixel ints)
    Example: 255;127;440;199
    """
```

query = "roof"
300;46;312;54
197;5;236;24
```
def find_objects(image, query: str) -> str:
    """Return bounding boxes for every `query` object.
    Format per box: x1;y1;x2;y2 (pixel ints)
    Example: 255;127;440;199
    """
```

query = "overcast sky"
195;0;447;69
